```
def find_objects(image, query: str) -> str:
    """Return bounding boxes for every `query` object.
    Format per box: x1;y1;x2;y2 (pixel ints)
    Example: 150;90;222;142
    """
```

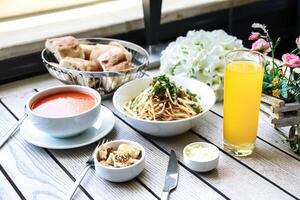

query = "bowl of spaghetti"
113;75;216;136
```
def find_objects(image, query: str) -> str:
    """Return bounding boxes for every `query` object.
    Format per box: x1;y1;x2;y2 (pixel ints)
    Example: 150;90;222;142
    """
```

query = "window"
0;0;108;21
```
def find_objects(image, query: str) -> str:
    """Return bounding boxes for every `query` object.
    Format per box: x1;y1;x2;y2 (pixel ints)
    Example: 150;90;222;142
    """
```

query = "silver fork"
65;138;108;200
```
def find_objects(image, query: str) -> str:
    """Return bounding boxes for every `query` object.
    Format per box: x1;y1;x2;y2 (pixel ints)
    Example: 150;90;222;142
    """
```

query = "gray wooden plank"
0;170;21;200
103;99;296;200
192;111;300;198
0;94;156;200
52;124;224;200
3;89;224;199
0;105;89;200
4;70;299;199
0;74;60;98
211;103;300;160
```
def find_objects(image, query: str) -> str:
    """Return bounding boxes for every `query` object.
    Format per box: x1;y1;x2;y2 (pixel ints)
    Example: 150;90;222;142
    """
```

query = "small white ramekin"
93;140;145;182
183;142;219;172
26;85;101;138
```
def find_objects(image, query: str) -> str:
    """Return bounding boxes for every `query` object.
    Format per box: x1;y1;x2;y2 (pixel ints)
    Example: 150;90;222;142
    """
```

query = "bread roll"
98;48;128;70
80;44;95;60
117;144;140;159
98;46;132;92
45;36;84;61
109;41;132;61
59;57;100;71
90;44;119;71
90;44;112;62
101;61;131;72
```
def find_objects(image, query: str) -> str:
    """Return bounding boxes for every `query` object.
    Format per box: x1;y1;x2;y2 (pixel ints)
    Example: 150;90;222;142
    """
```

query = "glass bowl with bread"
41;36;149;97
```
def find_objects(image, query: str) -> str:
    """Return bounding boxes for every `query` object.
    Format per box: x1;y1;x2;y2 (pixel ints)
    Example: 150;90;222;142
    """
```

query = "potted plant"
248;23;300;128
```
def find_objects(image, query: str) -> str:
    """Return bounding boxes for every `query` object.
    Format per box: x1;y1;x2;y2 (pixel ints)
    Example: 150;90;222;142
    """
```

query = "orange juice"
223;60;263;156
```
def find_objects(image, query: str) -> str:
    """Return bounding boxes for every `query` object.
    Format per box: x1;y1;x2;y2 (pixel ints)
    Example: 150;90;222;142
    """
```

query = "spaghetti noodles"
123;75;204;121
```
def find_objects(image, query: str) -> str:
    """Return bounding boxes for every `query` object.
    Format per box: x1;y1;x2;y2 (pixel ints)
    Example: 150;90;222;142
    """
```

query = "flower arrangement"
160;30;243;101
249;23;300;103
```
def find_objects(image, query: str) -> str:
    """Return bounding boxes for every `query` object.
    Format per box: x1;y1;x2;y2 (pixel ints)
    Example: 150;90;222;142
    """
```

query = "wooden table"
0;69;299;200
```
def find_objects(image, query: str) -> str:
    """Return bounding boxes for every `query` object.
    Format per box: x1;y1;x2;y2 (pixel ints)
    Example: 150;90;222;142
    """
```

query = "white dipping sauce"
184;142;218;161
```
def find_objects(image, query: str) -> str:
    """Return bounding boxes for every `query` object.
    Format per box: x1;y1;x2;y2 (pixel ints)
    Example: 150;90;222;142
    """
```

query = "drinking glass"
223;50;264;156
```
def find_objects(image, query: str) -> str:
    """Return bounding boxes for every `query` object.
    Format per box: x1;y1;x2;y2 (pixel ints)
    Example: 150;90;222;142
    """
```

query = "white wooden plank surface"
55;121;225;200
0;74;60;98
0;170;21;200
104;118;224;200
192;112;300;198
1;92;156;200
0;105;89;200
103;100;296;200
2;89;224;199
1;69;299;199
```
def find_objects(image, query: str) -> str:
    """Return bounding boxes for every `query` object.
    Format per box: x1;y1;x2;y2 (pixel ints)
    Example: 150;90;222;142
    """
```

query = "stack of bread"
45;36;133;89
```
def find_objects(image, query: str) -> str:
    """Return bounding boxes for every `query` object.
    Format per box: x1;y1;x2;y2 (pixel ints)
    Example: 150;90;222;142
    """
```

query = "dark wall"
116;0;297;58
0;0;297;83
232;0;297;57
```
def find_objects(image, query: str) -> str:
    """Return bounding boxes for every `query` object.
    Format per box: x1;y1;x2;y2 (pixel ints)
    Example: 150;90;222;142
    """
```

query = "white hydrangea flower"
160;29;243;101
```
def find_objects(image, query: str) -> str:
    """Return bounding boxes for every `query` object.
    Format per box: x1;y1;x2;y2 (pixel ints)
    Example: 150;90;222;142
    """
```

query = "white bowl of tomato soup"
26;85;101;138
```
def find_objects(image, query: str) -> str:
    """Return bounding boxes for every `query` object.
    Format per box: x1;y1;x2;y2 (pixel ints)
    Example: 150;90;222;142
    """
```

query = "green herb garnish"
152;75;178;100
151;75;201;107
130;98;139;109
191;103;201;113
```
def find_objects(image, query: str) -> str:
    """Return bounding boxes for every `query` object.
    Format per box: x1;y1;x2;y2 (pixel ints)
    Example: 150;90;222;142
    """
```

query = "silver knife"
161;150;179;200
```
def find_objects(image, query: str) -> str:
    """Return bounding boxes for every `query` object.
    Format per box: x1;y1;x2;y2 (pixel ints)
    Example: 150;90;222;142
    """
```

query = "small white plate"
20;105;115;149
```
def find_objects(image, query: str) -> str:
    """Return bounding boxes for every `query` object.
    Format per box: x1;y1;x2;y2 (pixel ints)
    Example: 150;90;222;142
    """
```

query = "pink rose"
251;38;270;54
282;53;300;68
248;32;260;41
296;36;300;49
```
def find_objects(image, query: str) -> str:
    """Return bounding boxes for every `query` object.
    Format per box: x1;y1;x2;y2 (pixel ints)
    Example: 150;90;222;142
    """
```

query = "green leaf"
297;94;300;103
262;81;273;90
291;85;300;93
263;73;273;83
273;37;281;49
294;72;299;80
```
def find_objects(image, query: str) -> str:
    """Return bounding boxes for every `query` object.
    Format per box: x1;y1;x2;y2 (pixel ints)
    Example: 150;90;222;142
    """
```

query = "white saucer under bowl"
20;105;115;149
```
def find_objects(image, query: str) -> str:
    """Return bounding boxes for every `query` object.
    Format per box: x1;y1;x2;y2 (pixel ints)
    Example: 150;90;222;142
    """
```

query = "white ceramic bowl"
26;85;101;138
183;142;219;172
93;140;145;182
113;76;216;136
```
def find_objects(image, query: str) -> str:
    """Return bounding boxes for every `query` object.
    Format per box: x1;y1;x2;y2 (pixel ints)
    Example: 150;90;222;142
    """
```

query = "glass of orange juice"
223;50;264;156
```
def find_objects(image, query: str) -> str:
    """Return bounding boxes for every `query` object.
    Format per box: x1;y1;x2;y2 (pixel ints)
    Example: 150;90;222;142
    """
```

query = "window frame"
0;0;293;84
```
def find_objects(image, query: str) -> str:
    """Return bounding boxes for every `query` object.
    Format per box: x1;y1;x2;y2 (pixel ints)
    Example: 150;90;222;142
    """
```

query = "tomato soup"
31;91;96;117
